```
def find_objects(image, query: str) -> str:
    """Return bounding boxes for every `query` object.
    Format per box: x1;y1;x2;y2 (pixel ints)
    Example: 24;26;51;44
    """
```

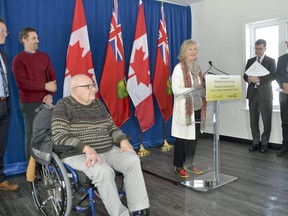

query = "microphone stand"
203;65;213;76
209;61;229;75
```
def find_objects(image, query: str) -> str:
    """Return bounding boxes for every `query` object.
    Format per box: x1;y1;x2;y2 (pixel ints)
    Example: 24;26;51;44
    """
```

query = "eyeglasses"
73;83;97;90
0;28;9;35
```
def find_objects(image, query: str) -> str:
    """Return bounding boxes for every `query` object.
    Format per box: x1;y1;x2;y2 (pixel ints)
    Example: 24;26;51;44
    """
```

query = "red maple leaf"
130;47;150;86
66;40;94;80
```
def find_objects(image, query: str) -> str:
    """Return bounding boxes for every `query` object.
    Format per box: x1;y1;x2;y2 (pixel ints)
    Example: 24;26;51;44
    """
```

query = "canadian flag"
127;0;154;132
63;0;98;97
100;0;130;127
153;4;172;122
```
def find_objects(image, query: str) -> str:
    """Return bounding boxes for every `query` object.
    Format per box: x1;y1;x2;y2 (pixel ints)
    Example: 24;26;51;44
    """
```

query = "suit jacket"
0;49;11;112
243;55;276;100
276;53;288;102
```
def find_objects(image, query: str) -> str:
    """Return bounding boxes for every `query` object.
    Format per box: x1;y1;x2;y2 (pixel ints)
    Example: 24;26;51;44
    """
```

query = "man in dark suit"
243;39;276;153
0;18;19;191
275;41;288;156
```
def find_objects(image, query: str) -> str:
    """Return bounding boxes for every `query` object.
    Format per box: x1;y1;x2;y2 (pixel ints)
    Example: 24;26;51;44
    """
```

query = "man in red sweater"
12;27;57;161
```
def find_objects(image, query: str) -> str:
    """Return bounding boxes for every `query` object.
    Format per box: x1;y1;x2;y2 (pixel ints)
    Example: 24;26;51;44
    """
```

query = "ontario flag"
153;4;172;122
63;0;99;97
100;0;130;127
127;0;154;132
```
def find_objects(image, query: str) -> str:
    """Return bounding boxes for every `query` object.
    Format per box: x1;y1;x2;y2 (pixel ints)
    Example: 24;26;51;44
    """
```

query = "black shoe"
260;145;268;153
249;144;259;151
131;208;150;216
277;146;288;157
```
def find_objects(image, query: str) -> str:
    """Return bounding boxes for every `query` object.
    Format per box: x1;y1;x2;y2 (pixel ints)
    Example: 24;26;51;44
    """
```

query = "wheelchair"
31;152;125;216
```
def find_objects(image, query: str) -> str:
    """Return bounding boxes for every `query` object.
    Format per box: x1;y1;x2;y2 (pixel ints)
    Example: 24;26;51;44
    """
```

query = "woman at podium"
171;39;207;178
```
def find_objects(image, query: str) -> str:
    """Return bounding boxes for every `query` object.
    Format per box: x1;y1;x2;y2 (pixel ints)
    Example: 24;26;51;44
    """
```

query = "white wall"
190;0;288;144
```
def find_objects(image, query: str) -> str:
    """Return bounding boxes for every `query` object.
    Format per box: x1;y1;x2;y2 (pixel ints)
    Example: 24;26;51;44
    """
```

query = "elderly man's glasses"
73;83;97;90
0;29;9;35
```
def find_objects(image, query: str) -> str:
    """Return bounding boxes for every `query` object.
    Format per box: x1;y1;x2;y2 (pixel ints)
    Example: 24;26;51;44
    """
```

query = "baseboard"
201;133;282;150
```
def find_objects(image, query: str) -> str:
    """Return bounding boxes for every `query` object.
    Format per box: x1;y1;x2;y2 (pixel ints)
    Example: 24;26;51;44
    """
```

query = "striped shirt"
51;96;127;158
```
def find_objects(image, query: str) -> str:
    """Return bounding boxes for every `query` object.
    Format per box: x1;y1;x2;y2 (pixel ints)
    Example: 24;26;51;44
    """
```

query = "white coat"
171;63;200;140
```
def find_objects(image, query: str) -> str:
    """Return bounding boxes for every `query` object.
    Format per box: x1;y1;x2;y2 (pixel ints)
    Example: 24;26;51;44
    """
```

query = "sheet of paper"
245;61;270;77
275;87;283;92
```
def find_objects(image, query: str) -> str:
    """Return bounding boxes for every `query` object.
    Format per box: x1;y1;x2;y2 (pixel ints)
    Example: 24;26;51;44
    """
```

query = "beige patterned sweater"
51;96;127;158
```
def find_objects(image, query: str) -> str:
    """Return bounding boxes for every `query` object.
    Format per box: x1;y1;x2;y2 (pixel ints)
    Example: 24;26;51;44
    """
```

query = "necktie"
0;60;8;97
254;57;261;88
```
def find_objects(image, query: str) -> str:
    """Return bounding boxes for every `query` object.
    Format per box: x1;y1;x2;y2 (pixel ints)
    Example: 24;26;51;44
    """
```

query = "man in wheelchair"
51;74;150;216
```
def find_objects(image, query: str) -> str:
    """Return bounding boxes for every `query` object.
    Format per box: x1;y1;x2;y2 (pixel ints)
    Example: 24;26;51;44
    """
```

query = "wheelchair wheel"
31;152;72;216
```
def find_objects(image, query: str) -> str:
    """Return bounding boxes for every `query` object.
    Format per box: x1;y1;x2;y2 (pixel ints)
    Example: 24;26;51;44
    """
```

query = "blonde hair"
178;39;199;62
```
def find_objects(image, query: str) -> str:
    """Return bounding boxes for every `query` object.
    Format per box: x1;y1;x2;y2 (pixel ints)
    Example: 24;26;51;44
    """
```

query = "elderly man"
51;74;150;216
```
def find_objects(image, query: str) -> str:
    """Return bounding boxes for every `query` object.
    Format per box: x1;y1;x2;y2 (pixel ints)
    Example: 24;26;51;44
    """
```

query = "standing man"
12;27;57;160
0;18;19;191
243;39;276;153
275;41;288;156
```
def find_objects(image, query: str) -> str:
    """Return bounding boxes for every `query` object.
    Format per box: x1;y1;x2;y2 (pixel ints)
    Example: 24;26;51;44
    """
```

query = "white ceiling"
162;0;203;6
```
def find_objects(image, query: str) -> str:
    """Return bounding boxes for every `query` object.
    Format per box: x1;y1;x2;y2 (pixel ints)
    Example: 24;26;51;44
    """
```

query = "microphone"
203;62;214;89
203;61;214;76
208;61;229;75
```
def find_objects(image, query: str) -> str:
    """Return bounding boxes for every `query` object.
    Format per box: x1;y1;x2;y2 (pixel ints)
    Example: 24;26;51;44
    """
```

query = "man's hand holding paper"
248;76;260;84
282;83;288;94
245;61;270;77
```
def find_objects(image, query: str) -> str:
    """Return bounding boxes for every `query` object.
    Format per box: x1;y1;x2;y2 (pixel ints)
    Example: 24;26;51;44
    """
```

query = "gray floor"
0;138;288;216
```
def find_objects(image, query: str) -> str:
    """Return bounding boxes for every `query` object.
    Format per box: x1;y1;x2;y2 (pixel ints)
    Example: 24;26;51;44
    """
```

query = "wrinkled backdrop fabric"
0;0;191;175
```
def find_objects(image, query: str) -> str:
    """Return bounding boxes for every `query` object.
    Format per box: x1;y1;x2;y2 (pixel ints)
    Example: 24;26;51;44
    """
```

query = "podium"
180;75;242;192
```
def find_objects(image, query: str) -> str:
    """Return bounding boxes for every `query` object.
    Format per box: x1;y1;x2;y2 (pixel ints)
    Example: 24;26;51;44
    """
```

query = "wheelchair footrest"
74;204;92;212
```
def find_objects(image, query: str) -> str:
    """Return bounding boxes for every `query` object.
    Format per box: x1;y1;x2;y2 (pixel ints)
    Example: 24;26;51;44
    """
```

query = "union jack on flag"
158;9;169;65
109;12;124;62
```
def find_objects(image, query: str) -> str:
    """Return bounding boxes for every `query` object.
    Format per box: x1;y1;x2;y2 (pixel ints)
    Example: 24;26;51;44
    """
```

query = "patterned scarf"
180;60;207;131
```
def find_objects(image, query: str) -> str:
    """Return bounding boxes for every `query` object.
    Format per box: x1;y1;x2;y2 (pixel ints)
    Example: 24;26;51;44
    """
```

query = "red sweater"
12;51;56;102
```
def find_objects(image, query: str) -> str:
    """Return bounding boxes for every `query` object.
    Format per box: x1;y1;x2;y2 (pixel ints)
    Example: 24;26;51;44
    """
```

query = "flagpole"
161;121;173;151
128;0;154;152
137;130;150;157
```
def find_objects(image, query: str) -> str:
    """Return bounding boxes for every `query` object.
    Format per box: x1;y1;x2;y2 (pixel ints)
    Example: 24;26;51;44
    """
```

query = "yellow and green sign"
205;75;242;101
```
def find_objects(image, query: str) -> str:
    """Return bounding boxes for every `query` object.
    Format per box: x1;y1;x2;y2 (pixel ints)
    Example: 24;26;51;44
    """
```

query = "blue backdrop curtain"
0;0;191;175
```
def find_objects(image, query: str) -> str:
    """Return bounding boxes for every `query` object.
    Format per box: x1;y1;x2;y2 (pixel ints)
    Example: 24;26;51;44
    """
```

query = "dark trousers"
173;110;201;168
280;100;288;146
0;101;9;182
248;91;272;146
19;102;41;161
